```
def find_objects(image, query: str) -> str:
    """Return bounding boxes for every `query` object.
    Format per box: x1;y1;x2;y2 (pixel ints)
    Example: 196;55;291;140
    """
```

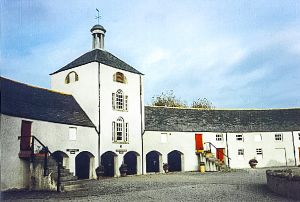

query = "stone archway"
168;150;184;172
75;151;95;179
51;150;69;169
101;151;118;177
146;150;162;173
124;151;140;175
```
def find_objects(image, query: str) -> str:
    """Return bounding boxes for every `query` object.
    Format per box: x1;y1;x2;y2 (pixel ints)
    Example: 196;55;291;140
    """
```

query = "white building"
1;23;300;191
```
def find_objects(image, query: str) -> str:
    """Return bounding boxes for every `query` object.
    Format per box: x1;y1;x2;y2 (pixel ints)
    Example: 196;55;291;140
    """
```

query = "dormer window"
113;72;127;83
65;71;79;84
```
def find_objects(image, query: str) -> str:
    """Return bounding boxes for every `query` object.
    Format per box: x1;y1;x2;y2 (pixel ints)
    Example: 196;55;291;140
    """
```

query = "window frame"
238;149;244;156
216;133;223;141
275;133;283;141
236;134;244;141
69;127;77;141
112;89;128;111
112;117;129;143
65;71;79;84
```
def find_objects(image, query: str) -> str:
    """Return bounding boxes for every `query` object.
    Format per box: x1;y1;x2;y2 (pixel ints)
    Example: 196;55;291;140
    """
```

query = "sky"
1;0;300;108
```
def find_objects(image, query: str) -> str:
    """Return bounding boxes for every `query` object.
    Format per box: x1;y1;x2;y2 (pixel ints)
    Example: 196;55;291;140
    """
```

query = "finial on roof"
95;8;101;25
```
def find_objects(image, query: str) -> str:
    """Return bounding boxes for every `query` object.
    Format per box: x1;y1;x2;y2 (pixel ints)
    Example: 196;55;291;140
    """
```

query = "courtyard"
1;168;298;202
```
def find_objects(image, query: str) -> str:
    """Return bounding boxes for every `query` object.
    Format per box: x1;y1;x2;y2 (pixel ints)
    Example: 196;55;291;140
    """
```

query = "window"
112;90;128;111
299;133;300;140
161;133;168;143
69;127;77;141
65;71;79;84
254;134;262;142
236;134;244;141
113;72;127;83
256;148;263;159
275;133;283;141
216;134;223;141
112;117;129;143
238;149;244;159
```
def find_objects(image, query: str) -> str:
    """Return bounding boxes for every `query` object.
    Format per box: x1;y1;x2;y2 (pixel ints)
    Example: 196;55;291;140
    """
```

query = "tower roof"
50;49;143;75
90;24;106;33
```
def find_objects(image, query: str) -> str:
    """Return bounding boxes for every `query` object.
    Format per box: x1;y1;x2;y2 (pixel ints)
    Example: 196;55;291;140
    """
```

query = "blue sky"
1;0;300;108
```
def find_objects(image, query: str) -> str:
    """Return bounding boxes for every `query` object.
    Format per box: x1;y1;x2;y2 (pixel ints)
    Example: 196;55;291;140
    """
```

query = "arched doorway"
168;150;183;172
75;151;95;179
101;151;118;177
124;151;139;175
146;151;162;173
51;151;69;169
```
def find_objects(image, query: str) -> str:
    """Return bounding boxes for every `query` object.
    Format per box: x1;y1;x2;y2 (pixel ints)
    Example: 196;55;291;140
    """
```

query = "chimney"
90;25;106;50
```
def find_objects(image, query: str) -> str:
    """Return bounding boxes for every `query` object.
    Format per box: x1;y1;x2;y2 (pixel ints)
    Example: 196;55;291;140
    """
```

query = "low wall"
30;162;57;191
266;169;300;200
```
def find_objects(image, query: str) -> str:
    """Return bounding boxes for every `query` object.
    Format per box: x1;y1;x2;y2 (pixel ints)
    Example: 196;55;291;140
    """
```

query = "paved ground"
1;168;298;201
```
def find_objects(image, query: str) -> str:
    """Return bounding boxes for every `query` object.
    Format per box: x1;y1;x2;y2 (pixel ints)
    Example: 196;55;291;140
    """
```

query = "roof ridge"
145;105;300;111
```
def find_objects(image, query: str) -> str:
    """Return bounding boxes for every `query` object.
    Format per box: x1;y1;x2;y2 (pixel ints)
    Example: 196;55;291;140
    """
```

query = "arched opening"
75;151;95;179
101;151;118;177
168;150;183;172
146;151;162;173
124;151;140;175
51;151;69;169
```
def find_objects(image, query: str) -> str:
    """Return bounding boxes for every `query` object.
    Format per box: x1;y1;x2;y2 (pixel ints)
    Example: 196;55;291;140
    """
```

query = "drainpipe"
292;131;296;166
225;132;230;168
139;75;144;174
98;62;101;166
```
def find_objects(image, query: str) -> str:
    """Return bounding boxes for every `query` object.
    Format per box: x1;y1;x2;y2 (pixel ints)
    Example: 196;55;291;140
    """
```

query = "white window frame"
298;133;300;140
112;117;129;143
256;148;263;159
236;134;244;141
116;90;124;110
69;127;77;141
112;89;128;111
216;134;223;141
275;133;283;141
161;133;168;143
238;149;244;156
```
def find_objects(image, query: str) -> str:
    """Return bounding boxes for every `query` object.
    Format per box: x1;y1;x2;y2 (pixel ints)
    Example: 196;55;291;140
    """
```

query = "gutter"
139;75;144;174
98;62;101;166
225;132;230;168
292;131;296;166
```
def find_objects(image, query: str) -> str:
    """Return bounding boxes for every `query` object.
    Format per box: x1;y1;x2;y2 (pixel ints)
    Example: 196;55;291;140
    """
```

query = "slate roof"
0;77;95;128
50;49;143;75
145;106;300;133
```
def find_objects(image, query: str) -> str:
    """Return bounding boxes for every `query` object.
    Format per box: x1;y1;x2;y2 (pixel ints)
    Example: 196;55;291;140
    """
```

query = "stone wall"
266;169;300;200
30;161;57;191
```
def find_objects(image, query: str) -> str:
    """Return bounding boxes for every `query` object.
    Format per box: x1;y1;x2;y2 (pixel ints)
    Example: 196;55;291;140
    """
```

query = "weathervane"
95;8;101;24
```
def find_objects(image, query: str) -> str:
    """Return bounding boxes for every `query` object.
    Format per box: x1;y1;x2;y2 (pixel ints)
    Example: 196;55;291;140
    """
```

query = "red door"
19;120;32;157
216;148;225;162
195;134;204;152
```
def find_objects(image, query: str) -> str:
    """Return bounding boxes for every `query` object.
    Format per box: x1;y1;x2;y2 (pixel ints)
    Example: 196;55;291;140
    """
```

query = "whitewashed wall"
0;114;98;191
293;131;300;166
51;62;99;129
227;132;296;168
51;62;144;175
99;64;143;175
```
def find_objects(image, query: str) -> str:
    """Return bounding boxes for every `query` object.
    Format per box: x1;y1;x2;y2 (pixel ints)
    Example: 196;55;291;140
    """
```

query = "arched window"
112;89;128;111
113;72;127;83
65;71;79;84
112;117;129;143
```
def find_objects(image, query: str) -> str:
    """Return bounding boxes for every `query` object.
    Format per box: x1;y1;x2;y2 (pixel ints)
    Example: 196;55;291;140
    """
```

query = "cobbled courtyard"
1;168;297;201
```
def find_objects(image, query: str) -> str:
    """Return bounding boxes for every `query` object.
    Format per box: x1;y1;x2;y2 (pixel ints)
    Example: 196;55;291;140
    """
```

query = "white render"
0;114;98;190
143;130;300;172
51;62;144;176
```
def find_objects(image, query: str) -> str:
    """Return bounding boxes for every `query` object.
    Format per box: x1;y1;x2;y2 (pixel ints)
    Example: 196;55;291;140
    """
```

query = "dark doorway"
101;151;117;177
146;151;161;173
124;151;138;175
51;151;69;168
75;151;93;179
168;150;182;172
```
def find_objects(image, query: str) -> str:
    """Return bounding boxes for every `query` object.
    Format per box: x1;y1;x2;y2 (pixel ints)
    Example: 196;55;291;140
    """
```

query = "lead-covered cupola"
91;24;106;50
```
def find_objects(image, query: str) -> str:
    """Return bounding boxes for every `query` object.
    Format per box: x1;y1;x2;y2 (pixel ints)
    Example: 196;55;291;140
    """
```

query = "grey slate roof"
145;106;300;133
0;77;95;128
50;49;143;75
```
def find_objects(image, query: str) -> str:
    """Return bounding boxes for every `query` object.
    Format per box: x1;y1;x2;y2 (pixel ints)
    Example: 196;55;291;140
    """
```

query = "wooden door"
195;134;204;152
20;120;32;151
216;148;225;162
